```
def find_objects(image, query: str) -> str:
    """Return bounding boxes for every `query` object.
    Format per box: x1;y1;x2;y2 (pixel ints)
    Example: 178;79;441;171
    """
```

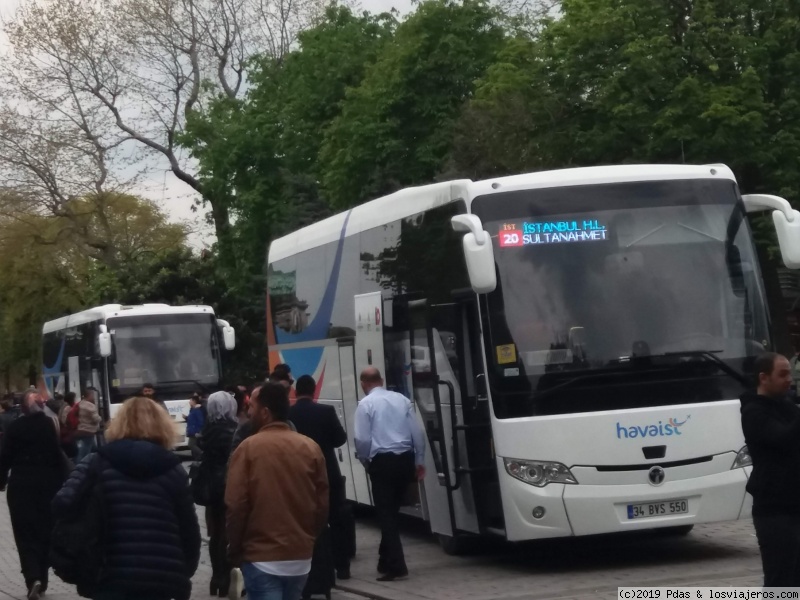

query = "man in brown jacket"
226;381;329;600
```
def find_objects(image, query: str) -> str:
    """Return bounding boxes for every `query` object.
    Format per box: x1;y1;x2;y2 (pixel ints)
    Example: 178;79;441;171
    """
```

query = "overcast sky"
0;0;413;248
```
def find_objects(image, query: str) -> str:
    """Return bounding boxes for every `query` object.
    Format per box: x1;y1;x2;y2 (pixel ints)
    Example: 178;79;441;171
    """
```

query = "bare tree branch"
1;0;326;242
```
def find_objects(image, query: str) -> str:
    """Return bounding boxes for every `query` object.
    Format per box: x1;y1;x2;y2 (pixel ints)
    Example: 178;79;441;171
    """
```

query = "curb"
335;584;390;600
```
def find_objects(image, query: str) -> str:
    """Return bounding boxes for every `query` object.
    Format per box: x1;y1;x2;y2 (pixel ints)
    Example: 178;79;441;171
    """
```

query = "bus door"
338;337;371;506
405;295;489;547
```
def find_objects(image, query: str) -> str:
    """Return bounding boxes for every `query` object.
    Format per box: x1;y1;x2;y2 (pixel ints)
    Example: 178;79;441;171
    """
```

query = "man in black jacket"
741;352;799;587
288;375;350;579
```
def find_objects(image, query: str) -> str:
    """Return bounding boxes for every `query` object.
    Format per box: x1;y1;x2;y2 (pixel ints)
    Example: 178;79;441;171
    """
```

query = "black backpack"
50;456;107;597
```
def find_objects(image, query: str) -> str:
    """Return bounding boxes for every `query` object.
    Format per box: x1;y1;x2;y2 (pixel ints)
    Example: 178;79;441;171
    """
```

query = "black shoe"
210;580;219;596
376;571;408;582
217;577;230;597
337;568;351;580
27;581;42;600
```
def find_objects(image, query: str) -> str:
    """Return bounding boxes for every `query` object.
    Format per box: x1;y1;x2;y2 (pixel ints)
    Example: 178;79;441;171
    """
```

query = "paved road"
0;493;765;600
339;515;764;600
0;494;362;600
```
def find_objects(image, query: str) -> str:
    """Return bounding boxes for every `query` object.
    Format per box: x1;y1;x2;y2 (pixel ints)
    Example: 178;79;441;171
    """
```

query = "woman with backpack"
194;391;238;597
52;396;201;600
0;389;66;600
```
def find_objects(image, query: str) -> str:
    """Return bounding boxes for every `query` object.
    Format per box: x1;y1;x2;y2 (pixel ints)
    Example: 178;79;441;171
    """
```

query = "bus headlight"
503;458;577;487
731;446;751;469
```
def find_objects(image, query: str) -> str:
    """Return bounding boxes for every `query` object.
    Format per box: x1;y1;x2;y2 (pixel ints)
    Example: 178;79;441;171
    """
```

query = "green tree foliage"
0;195;192;389
0;214;86;389
182;6;395;279
319;0;507;208
453;0;800;206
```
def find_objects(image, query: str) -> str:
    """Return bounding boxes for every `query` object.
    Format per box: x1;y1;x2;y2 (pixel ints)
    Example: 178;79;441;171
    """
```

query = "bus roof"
42;304;217;334
268;164;736;262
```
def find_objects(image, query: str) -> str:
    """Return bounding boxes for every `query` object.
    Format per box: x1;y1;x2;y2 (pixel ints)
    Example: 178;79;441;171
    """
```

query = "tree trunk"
210;200;237;271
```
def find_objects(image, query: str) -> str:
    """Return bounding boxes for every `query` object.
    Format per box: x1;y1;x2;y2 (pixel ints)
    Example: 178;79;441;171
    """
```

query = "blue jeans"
241;563;308;600
75;436;96;461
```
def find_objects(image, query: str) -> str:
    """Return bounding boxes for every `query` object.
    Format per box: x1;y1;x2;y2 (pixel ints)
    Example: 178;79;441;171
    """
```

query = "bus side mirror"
98;333;112;358
217;319;236;350
742;194;800;269
451;214;497;294
773;210;800;269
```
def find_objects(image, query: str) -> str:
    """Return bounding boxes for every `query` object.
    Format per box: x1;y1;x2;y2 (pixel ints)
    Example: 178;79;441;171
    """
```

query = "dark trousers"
188;437;202;461
206;502;230;589
753;513;800;587
329;484;350;574
7;476;61;589
368;451;415;575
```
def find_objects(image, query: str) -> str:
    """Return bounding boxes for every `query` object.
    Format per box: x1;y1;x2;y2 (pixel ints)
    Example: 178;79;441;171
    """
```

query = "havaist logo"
616;416;690;439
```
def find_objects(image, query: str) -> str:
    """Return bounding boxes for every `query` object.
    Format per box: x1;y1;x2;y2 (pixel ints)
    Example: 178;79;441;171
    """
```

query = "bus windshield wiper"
157;379;211;392
651;350;750;386
532;365;672;402
533;350;749;402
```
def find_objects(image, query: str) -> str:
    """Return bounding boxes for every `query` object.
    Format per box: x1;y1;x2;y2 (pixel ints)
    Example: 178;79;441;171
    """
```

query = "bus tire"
437;533;467;556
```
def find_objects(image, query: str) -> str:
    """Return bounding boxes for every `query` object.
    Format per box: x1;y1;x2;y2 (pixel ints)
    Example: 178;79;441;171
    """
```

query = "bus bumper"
500;464;749;541
563;468;748;536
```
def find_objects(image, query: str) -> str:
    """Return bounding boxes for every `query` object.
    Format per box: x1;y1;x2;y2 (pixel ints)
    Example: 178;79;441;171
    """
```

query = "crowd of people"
3;349;800;596
0;362;427;600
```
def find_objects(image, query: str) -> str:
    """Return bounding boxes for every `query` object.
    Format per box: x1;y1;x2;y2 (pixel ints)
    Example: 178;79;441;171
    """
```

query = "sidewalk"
0;491;767;600
0;495;364;600
337;515;765;600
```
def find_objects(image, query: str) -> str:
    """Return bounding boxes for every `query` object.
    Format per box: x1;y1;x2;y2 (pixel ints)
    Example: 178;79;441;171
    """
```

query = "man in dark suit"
288;375;350;580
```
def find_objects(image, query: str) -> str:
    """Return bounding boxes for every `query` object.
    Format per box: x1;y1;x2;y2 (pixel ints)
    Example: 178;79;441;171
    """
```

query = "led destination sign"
498;219;608;247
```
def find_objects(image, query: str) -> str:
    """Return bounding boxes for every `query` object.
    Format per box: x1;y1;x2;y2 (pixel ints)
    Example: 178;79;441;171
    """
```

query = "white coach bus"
42;304;236;447
266;164;800;553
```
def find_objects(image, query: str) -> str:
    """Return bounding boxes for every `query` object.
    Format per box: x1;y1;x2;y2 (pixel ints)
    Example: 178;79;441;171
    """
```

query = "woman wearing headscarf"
197;391;239;596
0;390;67;600
52;396;200;600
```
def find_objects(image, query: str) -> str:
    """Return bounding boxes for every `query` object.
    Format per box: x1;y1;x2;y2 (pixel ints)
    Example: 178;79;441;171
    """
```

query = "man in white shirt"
354;367;425;581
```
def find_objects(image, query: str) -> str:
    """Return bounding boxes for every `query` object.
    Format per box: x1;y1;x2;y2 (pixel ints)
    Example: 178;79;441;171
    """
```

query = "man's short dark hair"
254;382;290;422
142;383;154;390
64;391;77;406
269;363;294;383
295;375;316;397
755;352;783;384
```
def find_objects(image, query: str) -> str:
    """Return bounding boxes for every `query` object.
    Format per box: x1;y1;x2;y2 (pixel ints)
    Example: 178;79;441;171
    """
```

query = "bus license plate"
627;499;688;519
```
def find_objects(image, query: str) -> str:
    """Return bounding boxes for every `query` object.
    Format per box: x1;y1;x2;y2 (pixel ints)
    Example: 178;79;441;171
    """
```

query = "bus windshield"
472;178;769;417
107;313;221;396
